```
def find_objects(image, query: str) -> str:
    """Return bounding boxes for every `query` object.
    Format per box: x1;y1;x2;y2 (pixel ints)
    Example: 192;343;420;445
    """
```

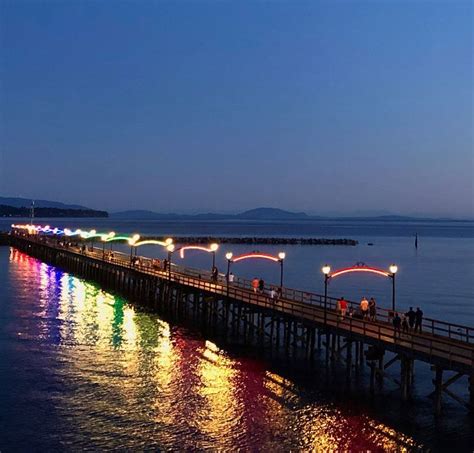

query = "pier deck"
5;233;474;413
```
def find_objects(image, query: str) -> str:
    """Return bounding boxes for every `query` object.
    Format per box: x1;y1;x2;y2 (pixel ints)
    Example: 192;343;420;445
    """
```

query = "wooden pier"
4;232;474;414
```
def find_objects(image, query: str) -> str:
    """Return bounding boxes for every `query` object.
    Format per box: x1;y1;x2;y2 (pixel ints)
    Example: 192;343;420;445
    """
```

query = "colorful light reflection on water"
0;249;427;451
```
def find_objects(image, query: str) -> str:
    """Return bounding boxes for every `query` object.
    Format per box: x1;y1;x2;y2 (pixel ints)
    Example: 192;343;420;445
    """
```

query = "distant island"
0;197;108;218
0;196;88;210
0;205;108;218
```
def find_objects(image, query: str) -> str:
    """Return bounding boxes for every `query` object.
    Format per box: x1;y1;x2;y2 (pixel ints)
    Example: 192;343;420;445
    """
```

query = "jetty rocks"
151;236;358;246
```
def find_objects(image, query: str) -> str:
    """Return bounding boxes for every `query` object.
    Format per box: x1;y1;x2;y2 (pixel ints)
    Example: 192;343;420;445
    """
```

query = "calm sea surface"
0;218;473;451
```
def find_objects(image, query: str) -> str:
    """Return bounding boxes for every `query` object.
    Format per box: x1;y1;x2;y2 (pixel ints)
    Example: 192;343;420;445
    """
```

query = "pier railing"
9;233;474;347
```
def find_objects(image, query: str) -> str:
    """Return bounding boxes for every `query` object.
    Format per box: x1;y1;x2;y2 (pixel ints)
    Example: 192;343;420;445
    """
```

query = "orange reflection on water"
196;340;240;445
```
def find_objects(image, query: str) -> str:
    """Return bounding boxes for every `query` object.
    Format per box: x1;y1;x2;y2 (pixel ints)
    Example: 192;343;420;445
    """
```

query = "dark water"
1;219;473;450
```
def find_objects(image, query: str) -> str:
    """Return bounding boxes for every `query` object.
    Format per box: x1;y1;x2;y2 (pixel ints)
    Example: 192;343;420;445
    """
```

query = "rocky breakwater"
148;236;358;246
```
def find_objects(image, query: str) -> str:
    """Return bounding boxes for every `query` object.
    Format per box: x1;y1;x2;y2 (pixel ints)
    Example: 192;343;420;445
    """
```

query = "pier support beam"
434;366;443;415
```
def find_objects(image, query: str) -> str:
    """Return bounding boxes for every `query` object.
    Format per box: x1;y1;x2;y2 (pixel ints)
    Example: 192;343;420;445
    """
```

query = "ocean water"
0;218;473;451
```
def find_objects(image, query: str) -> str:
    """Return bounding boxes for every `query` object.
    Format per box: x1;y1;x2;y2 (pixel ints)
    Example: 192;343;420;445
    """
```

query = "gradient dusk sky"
0;0;472;217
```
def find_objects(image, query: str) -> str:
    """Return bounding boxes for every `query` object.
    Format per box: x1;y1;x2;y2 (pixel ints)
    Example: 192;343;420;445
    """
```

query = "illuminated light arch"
133;238;173;247
64;229;82;236
100;232;115;241
329;265;391;279
231;252;281;263
179;244;218;259
104;235;134;243
80;230;104;240
12;224;38;231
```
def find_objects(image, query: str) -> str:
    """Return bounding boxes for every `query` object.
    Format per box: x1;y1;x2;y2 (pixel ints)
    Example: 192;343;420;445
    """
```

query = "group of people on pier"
335;296;425;338
392;307;424;337
336;296;377;320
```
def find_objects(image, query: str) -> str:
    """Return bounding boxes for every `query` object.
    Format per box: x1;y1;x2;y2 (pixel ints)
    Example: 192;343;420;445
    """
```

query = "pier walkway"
5;232;474;413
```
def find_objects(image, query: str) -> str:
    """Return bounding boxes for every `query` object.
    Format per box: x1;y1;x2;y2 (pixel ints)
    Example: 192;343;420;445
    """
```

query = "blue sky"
0;0;472;217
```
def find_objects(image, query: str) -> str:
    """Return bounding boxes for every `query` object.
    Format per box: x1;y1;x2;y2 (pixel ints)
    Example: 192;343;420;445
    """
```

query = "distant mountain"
235;207;310;220
111;207;472;222
112;210;166;219
0;196;87;210
112;207;313;221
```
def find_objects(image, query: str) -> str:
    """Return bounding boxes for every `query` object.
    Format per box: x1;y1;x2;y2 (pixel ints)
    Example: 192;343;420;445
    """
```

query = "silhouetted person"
406;307;416;330
276;287;282;301
402;314;409;334
369;297;377;321
211;266;218;282
414;307;423;333
258;278;264;293
393;312;402;338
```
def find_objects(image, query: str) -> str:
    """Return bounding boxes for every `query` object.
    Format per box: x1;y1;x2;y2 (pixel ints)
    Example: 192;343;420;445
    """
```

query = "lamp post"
225;251;233;278
128;234;140;266
90;230;96;251
278;252;286;288
322;265;331;327
389;264;398;312
101;232;115;259
210;243;219;269
167;244;175;279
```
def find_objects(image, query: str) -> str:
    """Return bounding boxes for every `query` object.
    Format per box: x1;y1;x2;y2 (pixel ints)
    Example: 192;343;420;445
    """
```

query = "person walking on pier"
393;312;402;338
270;287;276;301
258;278;265;294
402;314;409;334
228;272;235;284
339;297;348;317
360;297;369;319
369;297;377;321
211;266;218;282
415;307;424;333
406;307;416;330
252;278;259;293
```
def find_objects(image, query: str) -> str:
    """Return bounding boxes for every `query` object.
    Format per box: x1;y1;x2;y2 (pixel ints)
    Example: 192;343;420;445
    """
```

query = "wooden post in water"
434;366;443;415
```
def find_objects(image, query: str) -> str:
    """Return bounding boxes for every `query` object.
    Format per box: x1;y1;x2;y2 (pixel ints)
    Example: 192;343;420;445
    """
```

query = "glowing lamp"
210;243;219;252
225;252;233;261
322;265;331;276
165;238;173;246
167;244;175;252
101;231;115;241
278;252;286;260
389;264;398;274
128;234;140;245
